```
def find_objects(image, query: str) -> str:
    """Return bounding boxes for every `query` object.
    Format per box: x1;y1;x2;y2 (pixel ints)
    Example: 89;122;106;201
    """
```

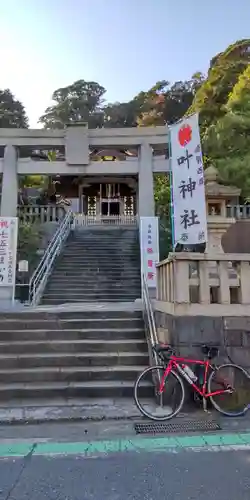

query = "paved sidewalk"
0;396;250;435
0;398;142;424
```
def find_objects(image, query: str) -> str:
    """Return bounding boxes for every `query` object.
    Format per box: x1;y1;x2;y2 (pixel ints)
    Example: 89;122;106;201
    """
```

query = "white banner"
170;113;207;246
140;217;159;288
0;218;18;287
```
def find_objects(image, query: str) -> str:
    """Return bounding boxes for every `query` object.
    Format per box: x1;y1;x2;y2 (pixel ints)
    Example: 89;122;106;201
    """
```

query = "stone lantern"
205;166;241;254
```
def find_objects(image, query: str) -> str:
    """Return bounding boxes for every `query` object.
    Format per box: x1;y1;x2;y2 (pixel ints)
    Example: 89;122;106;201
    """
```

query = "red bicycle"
134;343;250;420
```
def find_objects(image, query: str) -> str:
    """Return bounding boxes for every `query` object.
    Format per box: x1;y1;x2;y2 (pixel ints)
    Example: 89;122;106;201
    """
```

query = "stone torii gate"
0;124;170;218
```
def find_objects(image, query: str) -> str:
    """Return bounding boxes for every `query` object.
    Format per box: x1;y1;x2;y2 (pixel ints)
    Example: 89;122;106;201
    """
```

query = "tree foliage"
189;39;250;129
17;222;41;273
39;75;205;130
39;80;106;129
203;63;250;196
0;89;28;128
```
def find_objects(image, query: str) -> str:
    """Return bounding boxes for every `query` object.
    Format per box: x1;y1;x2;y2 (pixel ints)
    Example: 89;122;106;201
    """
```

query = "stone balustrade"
226;205;250;219
17;205;66;224
156;252;250;316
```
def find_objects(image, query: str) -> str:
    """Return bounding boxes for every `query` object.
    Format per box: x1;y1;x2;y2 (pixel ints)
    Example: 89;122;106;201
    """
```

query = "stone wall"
155;312;250;369
222;220;250;253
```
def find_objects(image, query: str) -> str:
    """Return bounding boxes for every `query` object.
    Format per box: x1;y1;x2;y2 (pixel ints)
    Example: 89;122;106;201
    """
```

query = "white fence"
73;214;138;227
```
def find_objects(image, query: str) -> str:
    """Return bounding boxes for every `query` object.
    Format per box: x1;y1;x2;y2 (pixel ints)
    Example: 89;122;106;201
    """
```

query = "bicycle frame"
159;355;230;398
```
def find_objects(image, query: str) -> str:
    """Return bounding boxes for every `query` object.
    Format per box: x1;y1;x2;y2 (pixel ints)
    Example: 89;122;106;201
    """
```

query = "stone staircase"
0;309;149;403
42;227;141;305
0;226;150;411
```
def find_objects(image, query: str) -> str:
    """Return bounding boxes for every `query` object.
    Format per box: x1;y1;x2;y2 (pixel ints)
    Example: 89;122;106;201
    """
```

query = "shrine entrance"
101;200;120;216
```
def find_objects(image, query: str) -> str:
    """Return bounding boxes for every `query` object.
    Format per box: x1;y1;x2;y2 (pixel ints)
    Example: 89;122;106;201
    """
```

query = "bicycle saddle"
153;344;174;355
201;344;219;359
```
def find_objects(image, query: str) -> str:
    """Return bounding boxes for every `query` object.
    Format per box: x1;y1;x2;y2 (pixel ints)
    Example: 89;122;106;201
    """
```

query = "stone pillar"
138;143;155;217
1;145;18;216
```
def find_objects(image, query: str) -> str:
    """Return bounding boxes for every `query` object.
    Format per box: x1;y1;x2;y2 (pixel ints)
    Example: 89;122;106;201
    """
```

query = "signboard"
169;113;207;247
140;217;159;288
0;218;18;289
18;260;29;272
69;198;80;213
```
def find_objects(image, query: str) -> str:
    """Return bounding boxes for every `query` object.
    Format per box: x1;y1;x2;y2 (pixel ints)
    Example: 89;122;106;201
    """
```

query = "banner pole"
168;129;175;251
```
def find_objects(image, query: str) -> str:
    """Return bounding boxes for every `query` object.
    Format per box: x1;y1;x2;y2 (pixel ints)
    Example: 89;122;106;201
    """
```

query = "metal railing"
29;210;73;305
141;273;158;366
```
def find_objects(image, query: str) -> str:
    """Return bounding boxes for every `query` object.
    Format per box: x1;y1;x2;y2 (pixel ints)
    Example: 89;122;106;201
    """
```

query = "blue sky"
1;0;249;127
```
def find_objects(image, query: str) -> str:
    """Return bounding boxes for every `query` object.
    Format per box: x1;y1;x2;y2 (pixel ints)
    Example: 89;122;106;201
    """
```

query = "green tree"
103;101;138;128
0;89;28;128
154;174;172;259
137;75;204;127
203;64;250;196
189;39;250;129
39;80;106;129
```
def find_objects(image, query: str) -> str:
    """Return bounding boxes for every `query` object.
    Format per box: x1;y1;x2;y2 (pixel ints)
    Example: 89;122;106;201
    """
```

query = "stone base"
155;312;250;369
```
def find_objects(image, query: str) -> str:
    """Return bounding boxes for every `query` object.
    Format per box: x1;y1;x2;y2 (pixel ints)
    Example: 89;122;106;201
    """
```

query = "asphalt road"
1;448;250;500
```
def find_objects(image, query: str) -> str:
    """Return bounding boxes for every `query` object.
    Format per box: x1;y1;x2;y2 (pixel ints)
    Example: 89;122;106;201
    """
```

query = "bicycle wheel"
208;363;250;417
134;365;185;421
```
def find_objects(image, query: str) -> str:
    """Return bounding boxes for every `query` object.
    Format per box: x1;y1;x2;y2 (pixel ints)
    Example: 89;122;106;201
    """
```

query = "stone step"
0;319;144;332
0;380;151;400
57;259;140;264
0;309;143;320
70;245;138;248
50;275;140;281
42;295;141;301
49;273;138;279
63;245;139;249
52;269;140;275
62;245;138;249
52;275;140;280
54;263;140;269
0;317;144;332
42;291;140;298
71;236;138;241
51;269;140;274
71;234;138;239
0;351;148;368
48;274;141;280
63;244;138;249
0;337;147;353
46;281;141;288
62;252;139;257
42;298;140;305
46;285;141;291
64;252;138;256
45;287;141;293
67;242;138;247
42;297;139;304
0;365;146;384
50;273;140;279
64;245;138;251
45;289;141;296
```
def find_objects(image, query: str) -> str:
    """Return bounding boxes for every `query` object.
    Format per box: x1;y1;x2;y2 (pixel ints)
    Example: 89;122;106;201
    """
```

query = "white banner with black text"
170;113;207;247
0;217;18;289
140;217;159;288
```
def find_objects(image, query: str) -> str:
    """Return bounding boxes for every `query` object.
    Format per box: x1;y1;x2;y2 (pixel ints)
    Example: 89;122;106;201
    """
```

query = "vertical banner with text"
140;217;159;288
0;217;18;300
169;113;207;247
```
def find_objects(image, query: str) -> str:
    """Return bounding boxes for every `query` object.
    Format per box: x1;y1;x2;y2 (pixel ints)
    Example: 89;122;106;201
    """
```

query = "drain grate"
134;419;221;435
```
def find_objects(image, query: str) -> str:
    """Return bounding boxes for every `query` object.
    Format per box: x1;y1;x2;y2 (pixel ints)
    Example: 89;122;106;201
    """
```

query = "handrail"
29;210;73;305
141;273;158;366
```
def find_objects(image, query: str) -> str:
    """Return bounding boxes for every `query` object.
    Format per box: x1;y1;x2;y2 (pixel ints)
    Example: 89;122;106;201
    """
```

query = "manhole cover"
134;419;221;435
